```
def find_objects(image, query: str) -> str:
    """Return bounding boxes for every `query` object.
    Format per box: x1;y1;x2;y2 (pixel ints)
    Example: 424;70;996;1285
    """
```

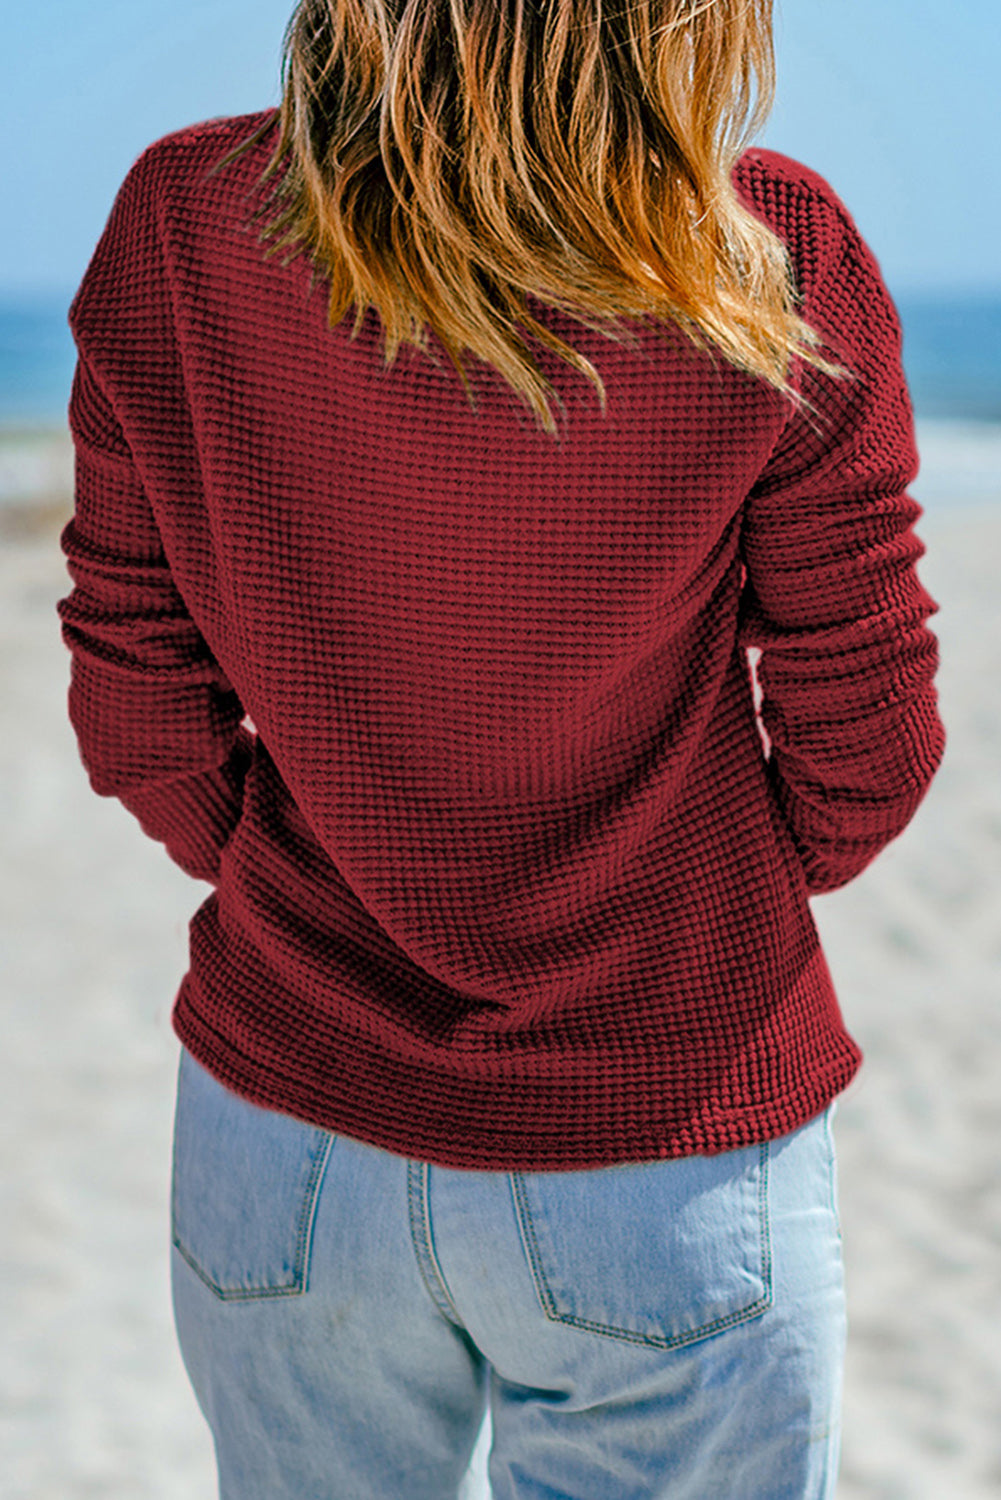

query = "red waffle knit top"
57;109;945;1169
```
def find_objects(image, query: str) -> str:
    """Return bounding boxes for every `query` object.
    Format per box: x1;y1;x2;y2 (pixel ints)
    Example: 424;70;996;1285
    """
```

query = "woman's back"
57;111;943;1169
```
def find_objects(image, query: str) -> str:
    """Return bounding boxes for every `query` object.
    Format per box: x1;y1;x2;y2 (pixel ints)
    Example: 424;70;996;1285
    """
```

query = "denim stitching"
758;1139;774;1308
293;1132;337;1294
171;1130;336;1302
510;1143;773;1350
406;1161;466;1328
509;1170;560;1320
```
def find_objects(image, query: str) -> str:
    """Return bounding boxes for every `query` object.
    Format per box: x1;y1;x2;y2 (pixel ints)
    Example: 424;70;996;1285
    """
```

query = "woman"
56;0;945;1494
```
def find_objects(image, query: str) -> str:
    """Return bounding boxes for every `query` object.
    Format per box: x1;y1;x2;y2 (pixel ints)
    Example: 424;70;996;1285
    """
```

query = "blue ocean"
2;289;1000;513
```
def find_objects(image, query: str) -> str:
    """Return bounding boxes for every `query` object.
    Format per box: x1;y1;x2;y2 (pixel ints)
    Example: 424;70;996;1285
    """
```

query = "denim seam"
759;1138;774;1307
509;1143;773;1351
171;1131;336;1302
406;1161;466;1329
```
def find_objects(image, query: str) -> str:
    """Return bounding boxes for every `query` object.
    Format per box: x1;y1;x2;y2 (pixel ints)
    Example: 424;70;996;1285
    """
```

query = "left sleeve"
735;159;945;894
56;148;252;886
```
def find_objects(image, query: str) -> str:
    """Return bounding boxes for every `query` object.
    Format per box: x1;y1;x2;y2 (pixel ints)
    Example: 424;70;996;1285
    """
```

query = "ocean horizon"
2;289;1000;516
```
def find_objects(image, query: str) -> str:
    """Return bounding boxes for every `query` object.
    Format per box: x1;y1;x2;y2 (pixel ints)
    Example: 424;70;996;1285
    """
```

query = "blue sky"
3;0;999;299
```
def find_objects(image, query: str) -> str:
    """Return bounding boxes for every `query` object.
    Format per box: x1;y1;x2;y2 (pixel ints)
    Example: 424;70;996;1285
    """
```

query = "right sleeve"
56;146;253;886
736;165;946;895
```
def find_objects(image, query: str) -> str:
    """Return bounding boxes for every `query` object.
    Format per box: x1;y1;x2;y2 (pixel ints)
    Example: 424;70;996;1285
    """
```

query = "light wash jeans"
170;1046;845;1499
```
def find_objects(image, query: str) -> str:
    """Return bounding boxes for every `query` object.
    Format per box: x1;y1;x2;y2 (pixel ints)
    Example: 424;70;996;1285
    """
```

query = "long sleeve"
736;164;946;895
57;345;252;885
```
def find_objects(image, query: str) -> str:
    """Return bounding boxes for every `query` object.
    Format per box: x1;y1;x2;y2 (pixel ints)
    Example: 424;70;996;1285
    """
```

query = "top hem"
170;985;862;1172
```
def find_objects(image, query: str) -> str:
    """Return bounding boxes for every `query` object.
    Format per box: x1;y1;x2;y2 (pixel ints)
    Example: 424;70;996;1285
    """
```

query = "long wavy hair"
210;0;848;437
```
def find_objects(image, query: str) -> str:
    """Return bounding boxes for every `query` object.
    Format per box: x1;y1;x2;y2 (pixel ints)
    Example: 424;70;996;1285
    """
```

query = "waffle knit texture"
57;109;945;1169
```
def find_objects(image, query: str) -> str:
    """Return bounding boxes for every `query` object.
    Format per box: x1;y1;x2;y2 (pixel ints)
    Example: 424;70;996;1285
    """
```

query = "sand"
2;430;1000;1499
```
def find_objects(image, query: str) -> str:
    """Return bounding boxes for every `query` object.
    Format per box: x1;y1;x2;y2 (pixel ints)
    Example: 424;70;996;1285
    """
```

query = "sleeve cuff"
118;724;255;884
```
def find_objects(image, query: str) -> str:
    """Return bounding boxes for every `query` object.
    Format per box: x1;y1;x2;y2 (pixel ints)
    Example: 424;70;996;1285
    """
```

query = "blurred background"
2;3;999;1497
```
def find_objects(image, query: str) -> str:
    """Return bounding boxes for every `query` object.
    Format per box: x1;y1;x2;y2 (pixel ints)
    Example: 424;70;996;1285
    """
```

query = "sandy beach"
2;425;1000;1499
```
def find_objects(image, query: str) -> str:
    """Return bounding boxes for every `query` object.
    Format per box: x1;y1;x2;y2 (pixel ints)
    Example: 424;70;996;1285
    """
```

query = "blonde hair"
211;0;848;437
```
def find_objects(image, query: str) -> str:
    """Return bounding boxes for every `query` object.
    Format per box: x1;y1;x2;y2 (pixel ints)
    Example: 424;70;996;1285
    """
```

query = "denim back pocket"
171;1048;335;1301
510;1140;771;1349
